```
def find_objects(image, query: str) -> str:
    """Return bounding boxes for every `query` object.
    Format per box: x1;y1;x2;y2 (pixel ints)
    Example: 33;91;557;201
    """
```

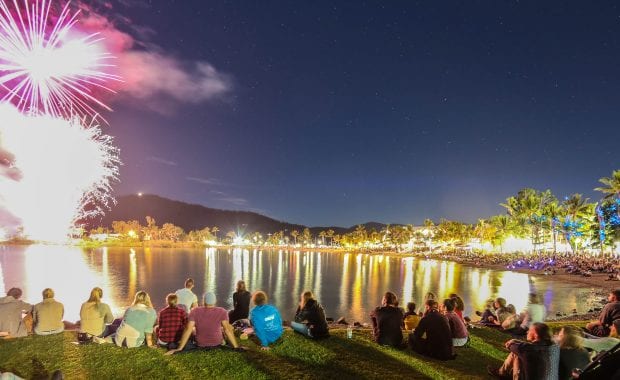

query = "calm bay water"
0;245;601;323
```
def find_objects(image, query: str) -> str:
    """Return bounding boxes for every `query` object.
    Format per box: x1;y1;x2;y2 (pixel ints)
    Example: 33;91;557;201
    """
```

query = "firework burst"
0;0;119;119
0;103;119;241
0;0;122;242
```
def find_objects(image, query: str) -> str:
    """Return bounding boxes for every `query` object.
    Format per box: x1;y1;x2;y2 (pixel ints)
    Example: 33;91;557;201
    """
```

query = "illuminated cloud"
217;197;249;206
186;176;226;185
76;3;232;113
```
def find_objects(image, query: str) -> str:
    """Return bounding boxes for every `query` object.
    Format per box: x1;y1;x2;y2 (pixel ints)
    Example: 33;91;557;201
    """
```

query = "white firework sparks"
0;103;119;242
0;0;119;119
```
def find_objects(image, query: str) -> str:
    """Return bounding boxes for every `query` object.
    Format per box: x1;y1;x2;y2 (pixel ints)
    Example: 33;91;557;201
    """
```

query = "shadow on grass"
30;358;49;380
0;326;514;379
243;332;433;379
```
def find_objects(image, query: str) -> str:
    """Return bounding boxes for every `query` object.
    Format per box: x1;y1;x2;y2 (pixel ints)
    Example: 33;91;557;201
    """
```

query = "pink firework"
0;0;120;119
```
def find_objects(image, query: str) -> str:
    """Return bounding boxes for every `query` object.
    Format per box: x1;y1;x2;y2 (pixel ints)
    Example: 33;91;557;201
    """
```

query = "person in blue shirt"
249;291;283;350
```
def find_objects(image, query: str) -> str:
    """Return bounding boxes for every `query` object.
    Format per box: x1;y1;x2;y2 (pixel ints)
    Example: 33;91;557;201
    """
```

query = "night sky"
101;1;619;227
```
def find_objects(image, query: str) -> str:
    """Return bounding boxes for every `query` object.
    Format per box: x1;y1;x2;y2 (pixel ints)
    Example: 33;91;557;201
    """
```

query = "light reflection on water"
0;245;600;323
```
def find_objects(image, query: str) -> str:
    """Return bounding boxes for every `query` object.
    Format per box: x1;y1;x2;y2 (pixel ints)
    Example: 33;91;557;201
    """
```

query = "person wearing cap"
165;292;240;354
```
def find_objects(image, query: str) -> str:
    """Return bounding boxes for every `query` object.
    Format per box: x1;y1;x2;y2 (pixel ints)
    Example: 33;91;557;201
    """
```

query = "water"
0;245;601;323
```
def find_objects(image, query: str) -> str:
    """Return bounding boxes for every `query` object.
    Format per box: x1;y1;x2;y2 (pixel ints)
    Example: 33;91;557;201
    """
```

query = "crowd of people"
1;281;619;379
481;289;620;379
424;251;620;281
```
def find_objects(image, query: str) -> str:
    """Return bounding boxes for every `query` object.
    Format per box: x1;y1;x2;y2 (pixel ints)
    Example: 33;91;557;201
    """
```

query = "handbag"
77;332;93;344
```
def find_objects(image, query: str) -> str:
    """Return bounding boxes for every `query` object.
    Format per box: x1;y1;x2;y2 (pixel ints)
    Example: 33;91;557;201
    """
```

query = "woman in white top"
79;287;114;337
519;293;546;331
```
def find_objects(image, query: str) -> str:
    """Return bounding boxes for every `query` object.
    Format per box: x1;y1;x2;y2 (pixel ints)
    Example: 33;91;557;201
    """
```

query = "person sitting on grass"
582;319;620;354
79;287;114;338
33;288;64;336
114;291;157;348
498;304;518;330
476;298;498;324
370;291;404;348
403;302;421;331
513;293;546;336
488;322;560;380
556;325;590;380
449;293;465;320
409;300;455;360
0;287;32;338
165;292;241;354
156;293;187;349
481;297;507;326
291;290;329;339
229;280;251;323
422;292;436;314
249;290;283;350
442;298;469;347
585;289;620;337
174;278;198;313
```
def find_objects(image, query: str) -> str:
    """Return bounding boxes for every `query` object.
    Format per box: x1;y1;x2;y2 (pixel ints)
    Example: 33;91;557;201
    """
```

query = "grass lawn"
0;325;572;379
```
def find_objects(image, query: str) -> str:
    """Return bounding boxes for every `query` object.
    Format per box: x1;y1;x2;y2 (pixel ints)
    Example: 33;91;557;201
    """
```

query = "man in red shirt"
165;292;241;354
156;294;187;349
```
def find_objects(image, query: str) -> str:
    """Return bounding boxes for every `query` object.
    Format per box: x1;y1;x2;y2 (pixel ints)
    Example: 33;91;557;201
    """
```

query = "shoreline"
4;242;617;292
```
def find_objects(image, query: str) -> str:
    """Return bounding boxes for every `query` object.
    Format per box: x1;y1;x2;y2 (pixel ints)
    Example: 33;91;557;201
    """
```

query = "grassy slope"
0;327;518;380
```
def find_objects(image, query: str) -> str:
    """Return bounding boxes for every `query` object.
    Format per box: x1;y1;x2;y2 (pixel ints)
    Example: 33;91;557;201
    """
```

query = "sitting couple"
164;292;242;354
165;290;284;354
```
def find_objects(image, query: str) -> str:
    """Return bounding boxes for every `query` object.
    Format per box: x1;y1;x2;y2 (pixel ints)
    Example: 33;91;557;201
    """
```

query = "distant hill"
89;194;395;236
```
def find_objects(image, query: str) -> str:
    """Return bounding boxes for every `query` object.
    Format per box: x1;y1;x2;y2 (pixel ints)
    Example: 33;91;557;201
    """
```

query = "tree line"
89;170;620;254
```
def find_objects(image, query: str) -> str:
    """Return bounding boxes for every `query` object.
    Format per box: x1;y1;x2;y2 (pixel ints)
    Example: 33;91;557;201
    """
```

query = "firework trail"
0;0;119;119
0;0;121;241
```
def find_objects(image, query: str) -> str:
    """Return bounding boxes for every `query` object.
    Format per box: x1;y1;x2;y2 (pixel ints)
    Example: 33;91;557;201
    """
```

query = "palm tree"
502;188;555;253
489;215;511;253
561;194;593;254
326;229;335;246
423;219;435;252
543;201;562;253
595;170;620;199
302;228;312;245
318;231;326;245
290;230;299;245
211;226;219;241
354;225;367;246
594;170;620;255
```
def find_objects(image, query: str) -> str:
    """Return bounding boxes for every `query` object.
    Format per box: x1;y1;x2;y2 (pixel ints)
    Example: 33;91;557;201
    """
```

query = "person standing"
0;287;32;338
175;278;198;313
33;288;64;336
229;280;251;323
